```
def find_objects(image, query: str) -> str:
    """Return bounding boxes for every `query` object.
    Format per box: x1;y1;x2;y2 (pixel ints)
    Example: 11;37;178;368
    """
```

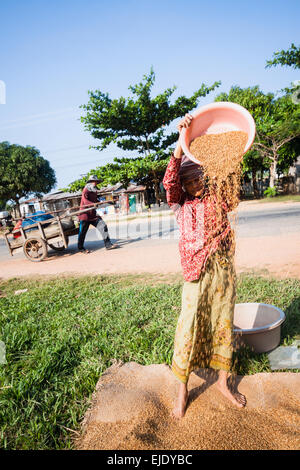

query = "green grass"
0;273;299;450
259;195;300;203
232;274;300;375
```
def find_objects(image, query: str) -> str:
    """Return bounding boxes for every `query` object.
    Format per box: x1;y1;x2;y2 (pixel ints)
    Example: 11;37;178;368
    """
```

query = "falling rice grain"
189;131;248;182
189;131;249;256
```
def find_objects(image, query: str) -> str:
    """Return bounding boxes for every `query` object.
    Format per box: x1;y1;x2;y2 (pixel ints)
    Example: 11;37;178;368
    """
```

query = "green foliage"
263;186;277;198
0;274;299;449
277;135;300;173
0;142;56;212
215;86;272;176
80;68;220;155
0;198;8;211
266;43;300;69
67;152;170;198
242;149;268;174
69;69;220;199
215;86;300;187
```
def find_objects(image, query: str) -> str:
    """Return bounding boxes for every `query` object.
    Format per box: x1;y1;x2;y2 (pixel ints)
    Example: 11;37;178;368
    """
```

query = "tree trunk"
269;159;277;188
152;171;161;205
145;136;150;155
14;198;21;218
144;186;151;208
153;179;160;205
258;170;263;197
252;169;259;198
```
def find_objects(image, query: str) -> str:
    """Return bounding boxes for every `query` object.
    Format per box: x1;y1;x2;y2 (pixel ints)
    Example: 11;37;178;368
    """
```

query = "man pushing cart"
77;175;118;253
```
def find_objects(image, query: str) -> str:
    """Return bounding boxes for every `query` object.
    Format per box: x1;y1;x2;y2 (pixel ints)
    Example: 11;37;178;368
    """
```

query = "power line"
0;107;79;126
44;144;89;154
55;161;102;170
55;157;116;170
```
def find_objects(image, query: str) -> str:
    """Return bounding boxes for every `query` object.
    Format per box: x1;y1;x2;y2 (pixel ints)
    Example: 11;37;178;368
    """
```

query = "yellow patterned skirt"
172;250;236;384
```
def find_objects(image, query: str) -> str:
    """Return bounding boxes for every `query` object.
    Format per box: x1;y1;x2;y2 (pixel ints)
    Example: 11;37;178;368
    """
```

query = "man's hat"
87;175;101;183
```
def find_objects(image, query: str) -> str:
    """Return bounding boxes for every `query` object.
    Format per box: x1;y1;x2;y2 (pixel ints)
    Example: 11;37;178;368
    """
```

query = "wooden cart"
4;214;79;262
4;202;111;262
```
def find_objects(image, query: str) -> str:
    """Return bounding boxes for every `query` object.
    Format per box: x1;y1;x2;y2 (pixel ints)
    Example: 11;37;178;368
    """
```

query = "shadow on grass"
230;295;300;375
281;296;300;344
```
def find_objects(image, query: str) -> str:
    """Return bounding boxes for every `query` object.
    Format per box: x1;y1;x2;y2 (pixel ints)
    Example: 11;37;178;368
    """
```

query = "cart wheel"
23;238;47;262
49;236;69;252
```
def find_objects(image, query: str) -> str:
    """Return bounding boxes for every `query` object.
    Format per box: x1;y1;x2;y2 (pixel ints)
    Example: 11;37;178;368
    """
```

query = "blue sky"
0;0;299;190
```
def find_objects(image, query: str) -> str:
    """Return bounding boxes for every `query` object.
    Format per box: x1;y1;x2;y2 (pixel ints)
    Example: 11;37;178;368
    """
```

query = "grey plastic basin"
233;303;285;353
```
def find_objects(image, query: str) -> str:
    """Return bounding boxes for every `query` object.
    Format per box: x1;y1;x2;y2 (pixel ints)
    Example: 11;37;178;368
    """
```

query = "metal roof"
42;183;146;201
42;190;82;202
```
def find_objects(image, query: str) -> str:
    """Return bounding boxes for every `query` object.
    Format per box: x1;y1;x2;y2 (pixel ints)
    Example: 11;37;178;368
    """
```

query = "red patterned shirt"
163;155;234;282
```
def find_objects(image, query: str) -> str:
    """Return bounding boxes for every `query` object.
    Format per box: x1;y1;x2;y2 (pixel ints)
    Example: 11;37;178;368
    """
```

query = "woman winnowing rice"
163;113;246;418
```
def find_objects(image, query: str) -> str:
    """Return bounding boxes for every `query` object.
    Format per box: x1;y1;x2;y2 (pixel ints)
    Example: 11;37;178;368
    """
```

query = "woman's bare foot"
172;383;188;418
216;371;246;408
215;381;246;407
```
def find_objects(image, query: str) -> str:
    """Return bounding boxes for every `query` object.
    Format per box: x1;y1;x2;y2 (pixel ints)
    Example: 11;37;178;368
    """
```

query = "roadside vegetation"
259;194;300;203
0;273;299;450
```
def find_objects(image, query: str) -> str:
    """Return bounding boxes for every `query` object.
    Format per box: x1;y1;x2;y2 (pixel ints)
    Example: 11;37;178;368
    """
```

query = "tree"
80;68;220;158
254;93;300;187
67;152;170;205
242;149;269;198
111;153;170;203
71;69;221;202
0;142;56;216
266;43;300;69
215;86;300;189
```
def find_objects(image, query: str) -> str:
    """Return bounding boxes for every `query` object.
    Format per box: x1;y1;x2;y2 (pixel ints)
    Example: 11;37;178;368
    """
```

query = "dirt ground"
0;201;299;280
0;232;299;281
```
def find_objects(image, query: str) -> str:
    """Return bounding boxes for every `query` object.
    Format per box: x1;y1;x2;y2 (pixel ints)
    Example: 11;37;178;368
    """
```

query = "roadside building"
97;182;146;215
42;190;82;213
41;182;147;216
16;197;44;218
288;156;300;194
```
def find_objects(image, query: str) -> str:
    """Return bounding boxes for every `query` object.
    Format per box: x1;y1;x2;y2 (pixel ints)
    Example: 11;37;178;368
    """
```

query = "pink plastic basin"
179;101;256;165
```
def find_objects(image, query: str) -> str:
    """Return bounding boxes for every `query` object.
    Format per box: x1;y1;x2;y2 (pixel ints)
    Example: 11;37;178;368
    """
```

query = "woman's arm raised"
163;114;193;205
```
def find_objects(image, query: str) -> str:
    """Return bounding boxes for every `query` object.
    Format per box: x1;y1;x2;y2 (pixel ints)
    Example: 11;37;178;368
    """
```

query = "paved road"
235;206;300;237
84;206;300;242
1;206;299;261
